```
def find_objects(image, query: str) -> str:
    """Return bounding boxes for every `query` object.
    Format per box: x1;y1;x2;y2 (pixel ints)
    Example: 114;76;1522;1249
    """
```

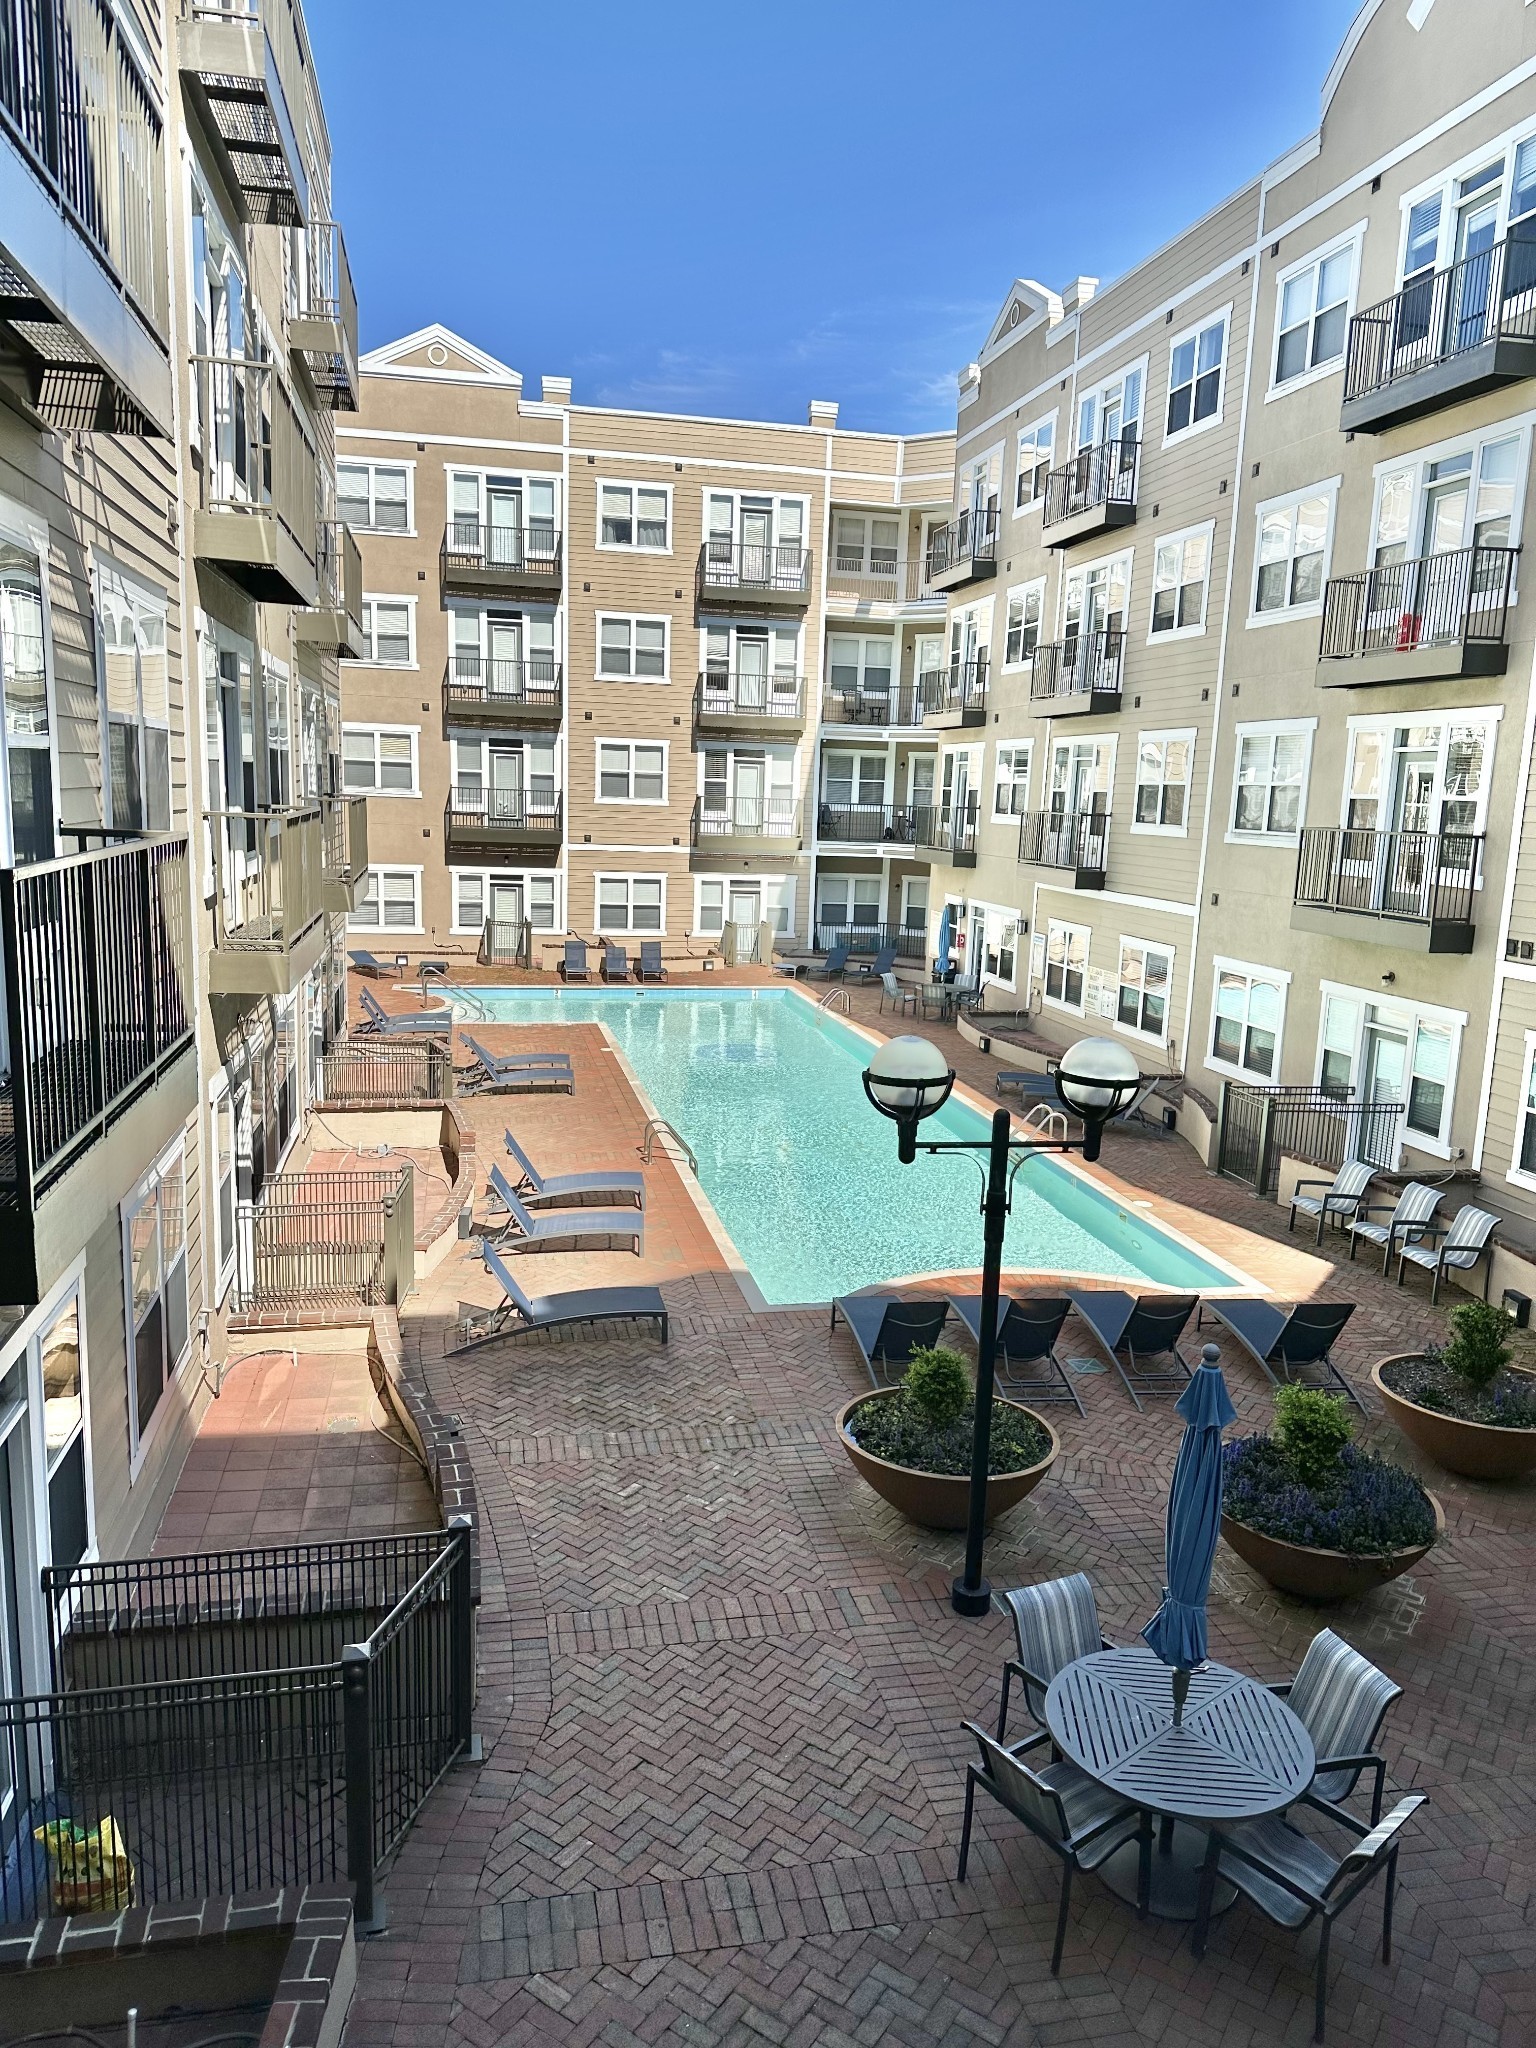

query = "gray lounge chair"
461;1035;571;1076
458;1043;573;1095
638;941;668;981
358;986;453;1038
484;1168;642;1254
1347;1182;1444;1273
469;1243;667;1343
1065;1289;1198;1411
996;1071;1059;1102
1395;1203;1498;1303
947;1293;1084;1415
503;1129;643;1210
602;943;630;982
1201;1298;1363;1412
851;945;898;985
1289;1160;1375;1246
830;1293;950;1388
562;939;592;981
348;949;390;978
809;942;851;982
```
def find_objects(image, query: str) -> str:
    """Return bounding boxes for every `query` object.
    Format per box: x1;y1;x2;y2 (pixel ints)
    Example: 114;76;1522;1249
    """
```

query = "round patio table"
1045;1645;1315;1921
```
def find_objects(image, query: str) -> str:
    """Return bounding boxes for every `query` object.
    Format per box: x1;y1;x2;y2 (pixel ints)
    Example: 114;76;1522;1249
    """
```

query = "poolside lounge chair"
460;1036;571;1076
1064;1289;1198;1411
357;986;453;1038
1268;1629;1403;1826
1288;1160;1375;1245
809;942;850;982
1201;1298;1363;1412
503;1129;644;1210
458;1042;574;1095
562;939;592;981
879;971;917;1018
996;1071;1059;1102
1347;1182;1444;1274
1395;1203;1498;1303
996;1572;1116;1739
469;1243;667;1343
947;1294;1084;1415
602;943;631;982
484;1168;643;1255
348;949;390;979
638;940;668;982
850;945;898;985
830;1293;950;1388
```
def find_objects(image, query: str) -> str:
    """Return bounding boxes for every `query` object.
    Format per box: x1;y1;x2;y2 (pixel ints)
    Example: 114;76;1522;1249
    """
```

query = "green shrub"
1441;1298;1513;1393
1273;1384;1352;1489
903;1345;971;1429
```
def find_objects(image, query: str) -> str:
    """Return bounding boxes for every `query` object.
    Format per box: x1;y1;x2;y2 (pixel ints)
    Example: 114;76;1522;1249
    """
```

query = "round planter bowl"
1372;1356;1536;1482
1220;1492;1443;1603
836;1389;1059;1531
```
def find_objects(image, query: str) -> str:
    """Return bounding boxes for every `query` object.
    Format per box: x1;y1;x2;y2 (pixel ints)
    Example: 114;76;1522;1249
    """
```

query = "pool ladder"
816;987;851;1013
641;1118;698;1174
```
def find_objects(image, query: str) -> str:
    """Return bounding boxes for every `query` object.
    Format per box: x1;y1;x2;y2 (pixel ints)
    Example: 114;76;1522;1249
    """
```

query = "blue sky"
307;0;1364;433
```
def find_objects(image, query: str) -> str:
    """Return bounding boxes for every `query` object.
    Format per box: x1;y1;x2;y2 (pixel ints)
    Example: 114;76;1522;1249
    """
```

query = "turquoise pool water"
446;987;1236;1306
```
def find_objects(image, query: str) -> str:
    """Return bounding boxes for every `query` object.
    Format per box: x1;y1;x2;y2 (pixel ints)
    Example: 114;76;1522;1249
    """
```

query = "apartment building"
921;0;1536;1250
336;330;954;966
0;0;357;1700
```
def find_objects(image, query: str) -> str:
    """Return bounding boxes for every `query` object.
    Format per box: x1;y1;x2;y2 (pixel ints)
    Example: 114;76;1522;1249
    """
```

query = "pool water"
447;987;1236;1306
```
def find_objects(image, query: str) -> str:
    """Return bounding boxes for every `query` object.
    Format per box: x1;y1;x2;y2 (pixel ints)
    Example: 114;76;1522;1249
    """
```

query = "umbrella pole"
1172;1666;1190;1727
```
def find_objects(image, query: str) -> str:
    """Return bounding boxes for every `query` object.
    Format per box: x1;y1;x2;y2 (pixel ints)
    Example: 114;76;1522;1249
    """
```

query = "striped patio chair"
996;1572;1113;1739
1270;1628;1402;1824
1395;1203;1499;1304
1288;1159;1375;1246
1346;1181;1444;1274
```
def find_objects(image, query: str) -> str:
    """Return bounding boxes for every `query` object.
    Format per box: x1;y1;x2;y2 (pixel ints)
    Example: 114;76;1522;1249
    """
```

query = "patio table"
1044;1645;1314;1920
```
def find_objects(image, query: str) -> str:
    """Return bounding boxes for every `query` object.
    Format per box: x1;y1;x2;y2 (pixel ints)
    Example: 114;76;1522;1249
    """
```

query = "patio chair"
808;942;850;982
850;945;898;985
1200;1299;1363;1413
879;971;917;1018
1064;1289;1199;1411
602;943;631;982
1395;1203;1498;1304
1268;1629;1402;1826
952;973;985;1017
1191;1794;1428;2043
470;1243;667;1343
948;1294;1084;1416
957;1722;1148;1969
1289;1160;1375;1246
348;949;390;979
483;1167;643;1255
503;1128;643;1210
457;1042;574;1095
1347;1182;1445;1274
829;1293;950;1388
637;940;668;982
357;986;453;1039
562;939;593;981
460;1036;571;1077
996;1571;1114;1739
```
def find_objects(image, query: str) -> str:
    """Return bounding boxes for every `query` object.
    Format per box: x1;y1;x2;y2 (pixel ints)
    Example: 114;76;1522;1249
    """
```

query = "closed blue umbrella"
1142;1342;1236;1723
936;903;953;975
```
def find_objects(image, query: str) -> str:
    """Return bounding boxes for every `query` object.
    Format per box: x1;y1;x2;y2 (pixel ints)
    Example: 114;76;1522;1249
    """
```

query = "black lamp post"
862;1033;1142;1617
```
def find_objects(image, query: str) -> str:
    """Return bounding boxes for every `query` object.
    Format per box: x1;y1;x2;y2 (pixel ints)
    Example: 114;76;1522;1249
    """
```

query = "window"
1514;1032;1536;1183
698;877;794;935
1210;963;1287;1080
818;873;882;937
1043;921;1088;1011
1371;428;1524;569
1133;733;1193;832
1076;361;1144;450
98;566;171;832
599;481;670;550
596;874;664;932
1014;416;1055;510
704;491;807;560
1316;984;1466;1159
342;725;418;795
452;870;557;935
1398;134;1536;295
1150;529;1211;637
1166;313;1227;439
356;597;414;666
821;750;886;808
1230;724;1312;841
992;743;1031;820
336;460;411;532
597;740;666;803
1003;581;1044;667
1117;940;1173;1042
351;868;421;931
39;1291;89;1575
1273;242;1356;387
1252;487;1334;617
123;1145;189;1460
210;1084;235;1303
826;634;893;695
833;513;899;576
0;533;54;861
597;615;669;680
1342;715;1494;838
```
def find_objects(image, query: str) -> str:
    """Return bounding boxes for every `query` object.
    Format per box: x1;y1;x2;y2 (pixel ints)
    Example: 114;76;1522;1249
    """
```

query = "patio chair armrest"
1290;1178;1335;1197
1322;1190;1368;1213
1069;1802;1142;1856
1353;1201;1399;1220
997;1657;1053;1741
1297;1791;1370;1840
1264;1680;1293;1697
1316;1751;1389;1823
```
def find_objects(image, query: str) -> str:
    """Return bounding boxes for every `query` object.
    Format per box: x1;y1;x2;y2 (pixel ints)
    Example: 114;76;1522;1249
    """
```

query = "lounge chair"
1201;1298;1363;1412
850;945;898;985
460;1035;571;1076
637;941;668;982
458;1042;573;1095
1268;1629;1402;1826
1347;1182;1444;1274
503;1128;644;1210
483;1168;643;1254
996;1071;1059;1102
1288;1160;1375;1245
1064;1289;1198;1411
357;986;453;1038
348;949;390;979
947;1293;1084;1415
1395;1203;1498;1303
996;1572;1116;1739
469;1243;667;1343
809;942;850;982
830;1293;950;1388
879;970;917;1018
562;939;592;982
602;943;630;982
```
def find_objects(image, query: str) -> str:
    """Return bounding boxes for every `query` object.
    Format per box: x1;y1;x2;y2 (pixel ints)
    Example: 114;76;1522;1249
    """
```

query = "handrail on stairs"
640;1117;698;1173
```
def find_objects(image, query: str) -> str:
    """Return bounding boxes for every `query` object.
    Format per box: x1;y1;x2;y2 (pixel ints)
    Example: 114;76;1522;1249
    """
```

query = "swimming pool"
447;987;1240;1306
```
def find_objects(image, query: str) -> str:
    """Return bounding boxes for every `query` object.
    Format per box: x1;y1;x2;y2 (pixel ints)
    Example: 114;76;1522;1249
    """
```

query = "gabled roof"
358;323;522;387
980;280;1063;358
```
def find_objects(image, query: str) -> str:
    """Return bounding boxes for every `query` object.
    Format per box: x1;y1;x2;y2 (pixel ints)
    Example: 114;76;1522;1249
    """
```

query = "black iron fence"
480;917;532;966
815;801;920;844
1043;436;1140;530
1216;1083;1405;1197
237;1165;414;1313
1344;227;1536;404
925;506;999;580
441;521;561;581
914;800;979;859
696;540;810;598
442;654;562;720
321;1038;453;1106
814;921;925;961
444;789;563;843
1031;628;1126;705
1293;825;1483;931
690;796;801;843
822;682;926;726
1318;544;1517;663
919;657;988;720
1018;809;1112;878
694;671;805;723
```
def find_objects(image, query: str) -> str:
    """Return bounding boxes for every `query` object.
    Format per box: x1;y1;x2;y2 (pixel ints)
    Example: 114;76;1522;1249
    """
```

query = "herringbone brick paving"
334;974;1534;2046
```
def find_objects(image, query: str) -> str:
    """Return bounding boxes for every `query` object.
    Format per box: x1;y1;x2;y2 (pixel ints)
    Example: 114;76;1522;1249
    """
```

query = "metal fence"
815;802;919;845
1318;544;1517;663
814;922;925;961
919;657;988;721
237;1165;414;1312
1215;1083;1406;1196
1344;226;1536;403
1030;628;1126;705
320;1039;453;1105
1043;436;1140;530
924;506;998;580
1293;826;1483;931
479;917;532;967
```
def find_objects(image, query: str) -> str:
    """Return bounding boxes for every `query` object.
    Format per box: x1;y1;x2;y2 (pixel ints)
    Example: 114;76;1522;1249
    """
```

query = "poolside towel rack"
817;987;851;1012
641;1118;698;1174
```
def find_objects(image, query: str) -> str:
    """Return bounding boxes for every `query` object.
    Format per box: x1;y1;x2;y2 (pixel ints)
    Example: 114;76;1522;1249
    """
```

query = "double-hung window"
1133;733;1193;831
337;460;411;532
599;482;670;550
597;615;668;680
1371;429;1523;577
1003;581;1043;667
1166;313;1227;439
1117;940;1173;1041
357;597;414;666
1150;529;1211;636
342;725;417;795
597;874;664;932
597;740;666;803
1043;920;1088;1011
1252;487;1334;617
1230;723;1312;841
826;634;893;697
123;1145;189;1461
98;567;172;831
351;868;421;931
992;743;1031;820
1273;243;1355;387
1014;417;1055;510
833;514;899;576
1210;962;1287;1081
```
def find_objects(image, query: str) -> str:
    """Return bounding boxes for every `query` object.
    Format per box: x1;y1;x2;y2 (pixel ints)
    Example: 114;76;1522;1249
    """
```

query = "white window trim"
1074;353;1150;448
1114;934;1176;1047
1058;546;1134;636
595;736;670;806
1012;411;1057;515
1162;303;1232;449
336;456;417;535
0;1262;98;1628
694;872;797;938
449;867;562;937
1225;716;1317;848
1507;1027;1536;1192
341;722;420;798
1395;119;1536;280
1000;577;1046;672
1337;705;1502;846
991;739;1033;822
1146;521;1215;645
207;1073;236;1308
1265;224;1367;401
594;872;668;935
701;488;810;543
1245;478;1341;628
1367;414;1533;579
595;612;672;685
122;1138;192;1479
1316;979;1468;1163
351;593;418;669
350;865;424;936
1130;727;1197;838
1041;918;1091;1017
972;899;1022;994
595;478;674;555
1205;955;1293;1086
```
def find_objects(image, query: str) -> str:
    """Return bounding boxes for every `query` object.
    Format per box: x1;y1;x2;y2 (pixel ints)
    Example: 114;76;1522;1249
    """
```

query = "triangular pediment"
981;281;1062;355
359;324;521;387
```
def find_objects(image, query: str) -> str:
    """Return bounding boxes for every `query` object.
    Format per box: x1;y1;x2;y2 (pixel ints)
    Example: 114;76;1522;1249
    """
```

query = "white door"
1361;1025;1409;1166
736;635;769;711
733;752;765;831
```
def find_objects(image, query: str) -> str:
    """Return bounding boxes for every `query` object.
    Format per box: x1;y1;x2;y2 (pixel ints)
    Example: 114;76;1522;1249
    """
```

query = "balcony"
821;681;927;729
915;802;978;869
296;521;363;658
208;806;327;996
442;654;563;731
321;795;369;915
1317;545;1517;688
1341;231;1536;433
1291;825;1483;954
814;801;919;851
921;657;989;729
444;788;563;862
825;558;937;610
1018;810;1111;890
0;0;172;434
191;356;319;605
440;520;562;603
1042;438;1140;548
689;796;802;857
923;508;998;593
812;919;925;962
696;540;811;617
1030;628;1125;715
176;0;309;228
694;670;806;738
0;837;195;1304
289;220;358;411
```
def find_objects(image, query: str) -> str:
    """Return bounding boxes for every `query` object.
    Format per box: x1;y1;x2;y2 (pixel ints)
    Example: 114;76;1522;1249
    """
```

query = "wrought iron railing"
442;654;562;720
1293;825;1483;929
291;218;357;405
915;801;978;858
1216;1083;1406;1197
920;657;988;720
925;506;998;580
321;1037;454;1106
1344;228;1536;406
697;539;810;599
237;1164;414;1313
1318;544;1517;663
814;921;926;961
444;788;562;839
1031;627;1126;705
321;793;368;893
821;681;926;726
1018;809;1112;876
480;917;532;966
1042;437;1140;531
815;801;920;844
694;670;805;723
441;520;561;581
690;795;801;842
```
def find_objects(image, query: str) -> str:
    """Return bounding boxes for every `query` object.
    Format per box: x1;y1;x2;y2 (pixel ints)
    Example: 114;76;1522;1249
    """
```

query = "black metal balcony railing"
821;681;926;726
816;801;920;845
1344;228;1536;407
1319;544;1518;663
443;654;562;720
691;796;801;843
1031;628;1126;705
1294;825;1484;929
289;218;357;408
697;540;811;599
445;787;563;838
1042;437;1140;531
814;921;926;962
694;670;806;723
1018;809;1112;877
441;521;561;582
915;801;978;859
924;507;999;581
920;657;989;720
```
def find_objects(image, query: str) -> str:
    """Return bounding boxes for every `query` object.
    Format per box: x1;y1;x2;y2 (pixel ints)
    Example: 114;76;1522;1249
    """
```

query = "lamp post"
862;1033;1141;1617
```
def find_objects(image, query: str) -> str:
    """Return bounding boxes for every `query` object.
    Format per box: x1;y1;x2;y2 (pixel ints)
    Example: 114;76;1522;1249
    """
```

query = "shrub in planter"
1381;1300;1536;1430
845;1346;1051;1477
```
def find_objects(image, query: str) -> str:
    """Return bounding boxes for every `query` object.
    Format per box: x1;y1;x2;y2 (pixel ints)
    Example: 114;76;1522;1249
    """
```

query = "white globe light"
1056;1036;1142;1117
863;1034;954;1118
